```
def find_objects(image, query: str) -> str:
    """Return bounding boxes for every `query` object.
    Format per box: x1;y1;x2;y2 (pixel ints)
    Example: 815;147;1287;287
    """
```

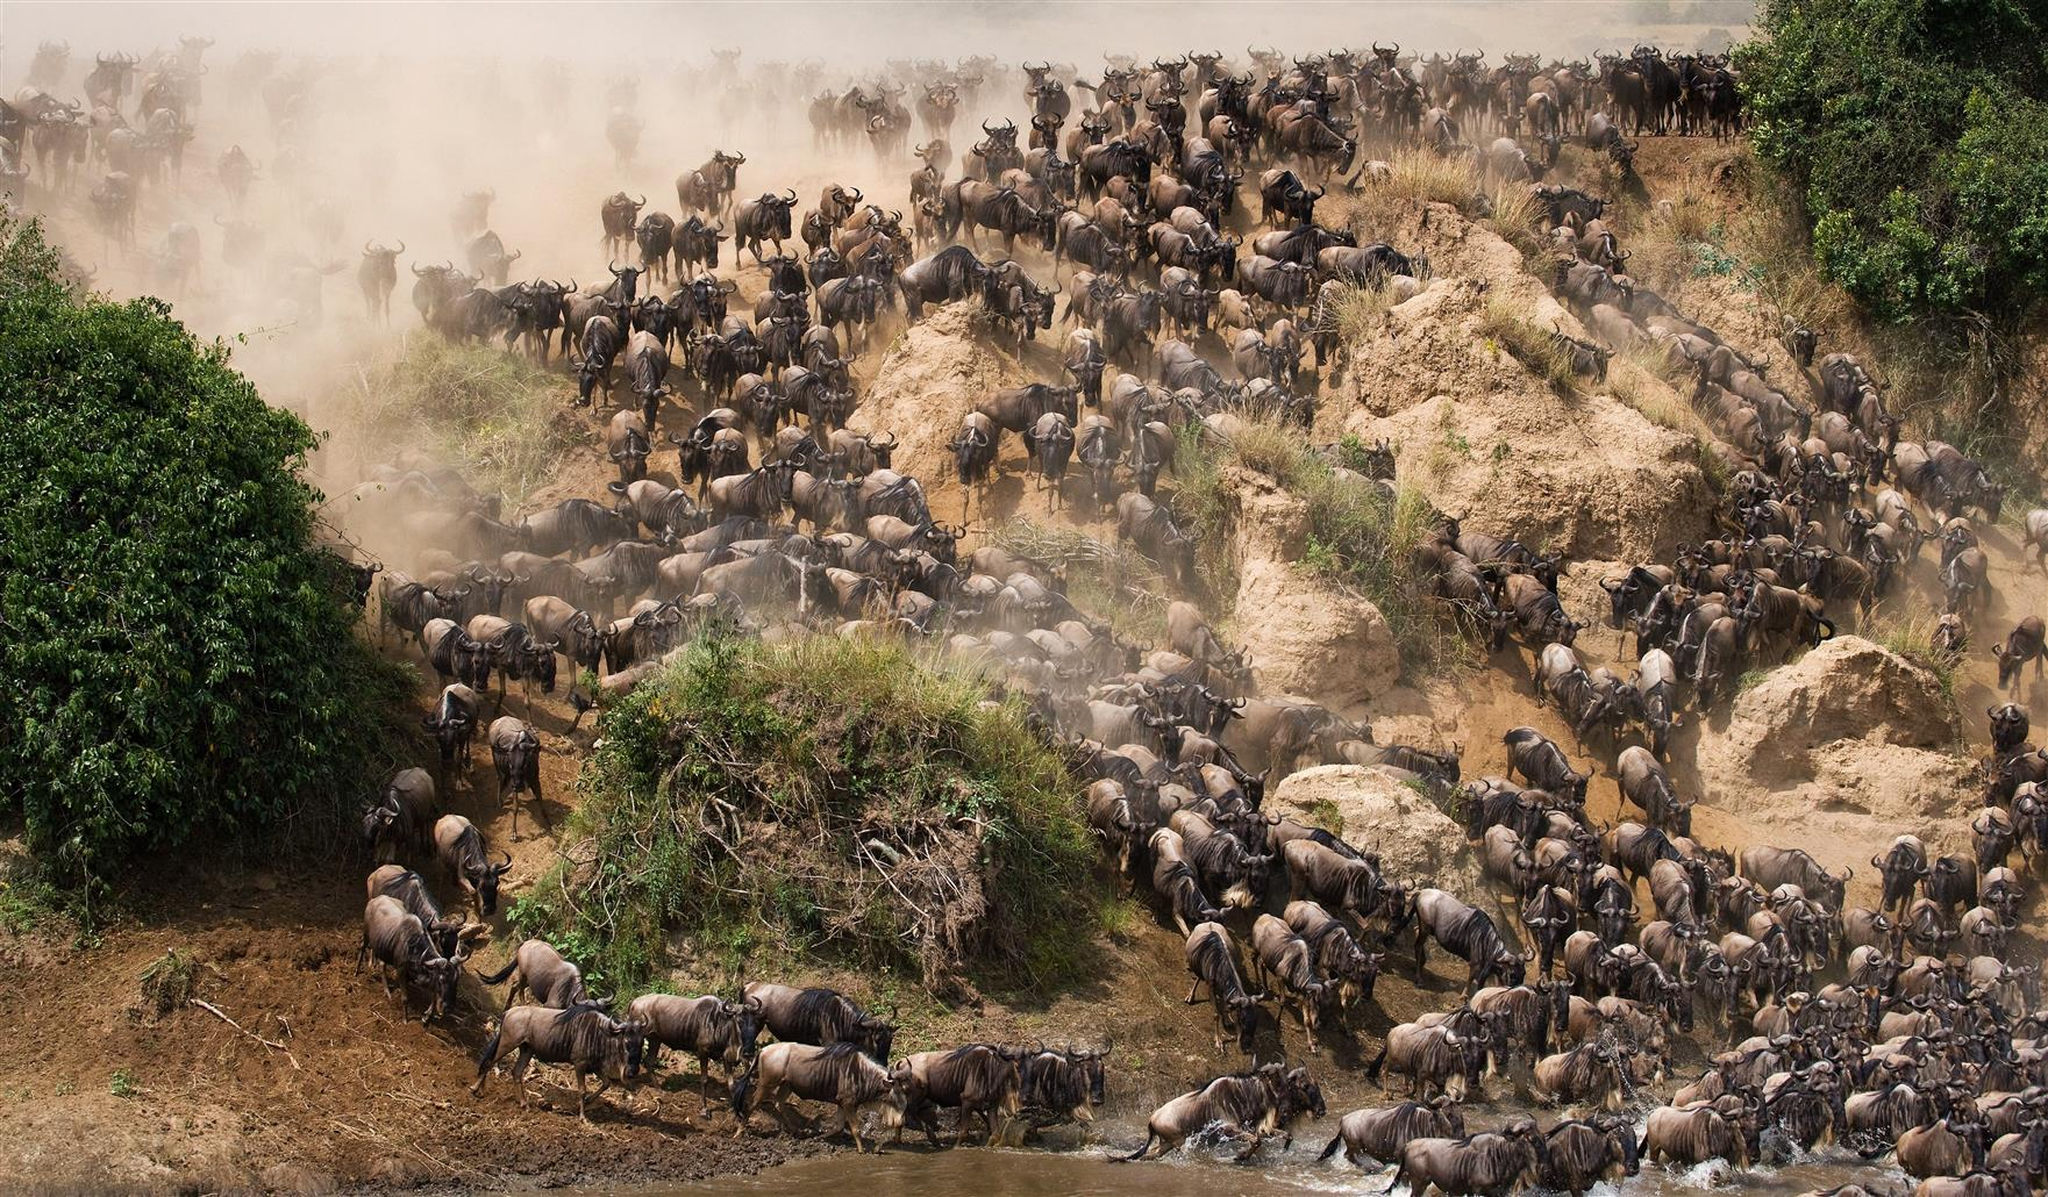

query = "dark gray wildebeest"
742;981;894;1062
1318;1098;1466;1168
1617;745;1692;835
1532;1039;1626;1110
357;240;403;323
1151;828;1227;937
1169;808;1273;910
1364;1017;1488;1101
1995;616;2046;692
1643;1100;1753;1169
477;938;589;1008
626;993;761;1094
1282;838;1393;923
422;681;481;774
359;894;475;1023
1412;887;1533;992
893;1043;1022;1147
1502;572;1581;646
1737;846;1850;914
434;812;511;915
732;1040;910;1153
1124;1064;1325;1162
1873;833;1931;918
1250;913;1332;1052
364;865;480;961
600;192;646;258
677;149;745;215
1989;702;2031;756
898;244;989;320
1542;1115;1641;1196
1388;1117;1551;1197
1284;900;1384;1009
1184;920;1266;1053
1117;492;1197;588
1014;1044;1107;1138
363;766;437;863
734;190;800;263
472;1002;647;1121
488;715;545;834
1503;726;1590;804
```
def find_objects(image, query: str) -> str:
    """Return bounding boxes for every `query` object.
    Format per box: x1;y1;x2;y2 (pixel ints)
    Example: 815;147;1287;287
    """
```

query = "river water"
635;1135;1905;1196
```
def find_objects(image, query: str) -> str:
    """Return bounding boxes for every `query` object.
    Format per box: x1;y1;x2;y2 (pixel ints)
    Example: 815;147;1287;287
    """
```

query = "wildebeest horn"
634;193;647;206
393;240;405;255
783;188;798;203
364;240;377;255
849;186;863;203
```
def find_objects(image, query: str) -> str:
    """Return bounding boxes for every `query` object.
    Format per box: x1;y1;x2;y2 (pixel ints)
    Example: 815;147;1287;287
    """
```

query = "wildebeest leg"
1230;1127;1268;1163
1185;976;1206;1004
510;1047;534;1107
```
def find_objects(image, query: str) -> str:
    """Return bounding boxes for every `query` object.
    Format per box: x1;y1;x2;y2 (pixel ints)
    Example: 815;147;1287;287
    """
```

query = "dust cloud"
2;0;1751;485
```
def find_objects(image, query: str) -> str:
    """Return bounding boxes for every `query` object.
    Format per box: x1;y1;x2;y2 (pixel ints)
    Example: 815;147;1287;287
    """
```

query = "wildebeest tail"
1117;1130;1159;1162
477;957;519;986
1318;1133;1346;1162
1363;1040;1389;1082
475;1023;504;1082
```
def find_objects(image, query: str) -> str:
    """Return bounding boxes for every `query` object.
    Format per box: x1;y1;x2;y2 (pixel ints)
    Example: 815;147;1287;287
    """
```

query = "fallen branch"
190;998;302;1071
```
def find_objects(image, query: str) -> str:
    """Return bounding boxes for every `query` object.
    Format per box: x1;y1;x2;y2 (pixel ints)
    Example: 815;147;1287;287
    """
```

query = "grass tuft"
1864;609;1960;700
137;948;199;1021
1479;299;1579;396
1170;418;1467;676
510;632;1102;998
331;335;587;506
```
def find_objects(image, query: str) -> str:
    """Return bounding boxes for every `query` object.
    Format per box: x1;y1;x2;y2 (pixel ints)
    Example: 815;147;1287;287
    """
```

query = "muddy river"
626;1134;1903;1195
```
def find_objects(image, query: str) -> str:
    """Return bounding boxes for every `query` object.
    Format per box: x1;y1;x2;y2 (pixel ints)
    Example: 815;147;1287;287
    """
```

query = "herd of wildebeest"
16;31;2048;1196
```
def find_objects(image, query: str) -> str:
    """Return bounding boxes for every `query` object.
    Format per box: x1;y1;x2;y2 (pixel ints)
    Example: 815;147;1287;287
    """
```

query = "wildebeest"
1123;1064;1325;1162
363;766;437;862
1388;1118;1550;1197
359;894;475;1022
732;1041;909;1153
433;813;511;915
1366;1017;1489;1101
1184;921;1265;1052
742;981;894;1062
1318;1098;1466;1168
1412;888;1532;992
893;1044;1022;1147
626;993;761;1092
472;1002;647;1121
477;938;588;1008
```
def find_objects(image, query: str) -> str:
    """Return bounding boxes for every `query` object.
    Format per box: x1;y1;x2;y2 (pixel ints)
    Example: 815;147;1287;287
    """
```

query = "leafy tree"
0;219;407;900
1740;0;2048;320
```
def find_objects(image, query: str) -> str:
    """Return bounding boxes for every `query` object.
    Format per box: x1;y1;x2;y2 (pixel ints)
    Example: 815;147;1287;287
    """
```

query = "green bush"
510;632;1101;997
1741;0;2048;320
0;219;410;902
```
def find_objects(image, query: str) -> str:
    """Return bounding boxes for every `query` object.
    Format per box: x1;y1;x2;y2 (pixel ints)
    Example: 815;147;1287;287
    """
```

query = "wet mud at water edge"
608;1139;1909;1196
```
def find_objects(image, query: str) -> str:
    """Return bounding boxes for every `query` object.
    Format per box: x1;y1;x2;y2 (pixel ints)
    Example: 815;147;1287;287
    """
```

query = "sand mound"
1222;470;1401;706
1269;765;1483;895
1328;204;1715;563
851;302;1020;490
1692;636;1974;880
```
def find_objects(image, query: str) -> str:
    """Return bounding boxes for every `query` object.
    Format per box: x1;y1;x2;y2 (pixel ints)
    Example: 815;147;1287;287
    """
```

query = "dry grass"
1863;609;1960;698
1345;148;1481;237
1316;280;1395;347
1479;298;1578;396
1487;182;1548;265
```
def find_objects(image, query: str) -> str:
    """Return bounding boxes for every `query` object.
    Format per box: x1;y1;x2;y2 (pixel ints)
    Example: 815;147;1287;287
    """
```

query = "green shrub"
1741;0;2048;320
511;633;1101;997
0;219;411;904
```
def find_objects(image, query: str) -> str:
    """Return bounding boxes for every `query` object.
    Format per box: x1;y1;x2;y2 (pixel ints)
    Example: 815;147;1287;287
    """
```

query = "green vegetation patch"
0;219;411;905
511;633;1101;997
1170;422;1465;676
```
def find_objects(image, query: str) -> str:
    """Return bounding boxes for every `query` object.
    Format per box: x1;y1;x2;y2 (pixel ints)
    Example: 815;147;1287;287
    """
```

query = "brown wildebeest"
472;1002;647;1121
626;993;761;1094
741;981;894;1062
358;894;477;1023
433;813;512;915
1123;1064;1325;1161
477;939;588;1008
892;1044;1022;1147
732;1040;909;1152
1317;1098;1465;1167
1389;1118;1549;1196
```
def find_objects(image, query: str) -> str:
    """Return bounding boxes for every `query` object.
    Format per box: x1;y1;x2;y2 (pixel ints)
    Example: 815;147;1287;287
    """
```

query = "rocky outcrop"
1268;765;1483;895
1222;469;1401;706
1692;637;1974;881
